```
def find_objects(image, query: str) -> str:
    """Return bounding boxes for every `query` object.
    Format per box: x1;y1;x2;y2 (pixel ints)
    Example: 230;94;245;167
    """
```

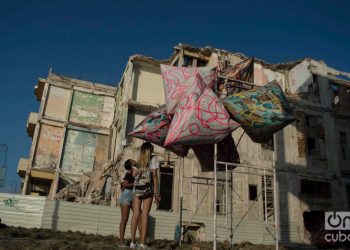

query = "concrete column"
21;172;30;195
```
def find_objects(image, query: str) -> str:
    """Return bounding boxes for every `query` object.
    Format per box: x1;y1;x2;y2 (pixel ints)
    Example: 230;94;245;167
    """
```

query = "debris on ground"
0;226;288;250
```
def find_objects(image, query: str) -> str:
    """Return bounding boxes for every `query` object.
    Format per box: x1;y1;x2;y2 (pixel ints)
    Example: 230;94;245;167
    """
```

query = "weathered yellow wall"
44;86;70;120
132;65;165;105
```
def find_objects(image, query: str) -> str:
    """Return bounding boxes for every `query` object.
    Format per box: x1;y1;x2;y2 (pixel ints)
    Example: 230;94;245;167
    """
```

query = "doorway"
158;166;174;211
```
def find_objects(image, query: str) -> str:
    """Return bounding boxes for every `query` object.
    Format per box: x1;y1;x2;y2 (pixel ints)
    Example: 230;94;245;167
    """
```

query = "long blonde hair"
139;142;154;172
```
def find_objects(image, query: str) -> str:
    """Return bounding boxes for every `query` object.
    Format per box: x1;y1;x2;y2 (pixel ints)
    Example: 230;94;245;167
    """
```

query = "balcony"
34;78;45;101
17;158;28;178
26;112;38;137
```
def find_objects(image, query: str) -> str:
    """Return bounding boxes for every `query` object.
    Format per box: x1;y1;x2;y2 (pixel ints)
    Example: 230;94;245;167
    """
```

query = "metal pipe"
273;153;279;250
225;163;228;225
217;75;257;87
213;143;217;250
230;170;234;247
264;169;268;226
217;161;274;172
179;157;184;246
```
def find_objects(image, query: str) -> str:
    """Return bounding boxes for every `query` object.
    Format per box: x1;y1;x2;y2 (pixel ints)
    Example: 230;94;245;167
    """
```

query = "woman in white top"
130;142;161;249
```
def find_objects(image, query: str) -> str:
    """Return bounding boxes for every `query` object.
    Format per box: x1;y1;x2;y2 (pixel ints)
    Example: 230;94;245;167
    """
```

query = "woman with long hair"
118;159;138;247
130;142;161;249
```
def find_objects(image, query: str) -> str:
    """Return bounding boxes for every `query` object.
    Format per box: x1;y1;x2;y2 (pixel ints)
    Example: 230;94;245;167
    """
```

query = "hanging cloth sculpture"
221;57;254;81
164;73;240;146
223;80;296;143
128;108;189;157
217;57;254;98
192;58;254;170
129;60;296;170
160;65;217;114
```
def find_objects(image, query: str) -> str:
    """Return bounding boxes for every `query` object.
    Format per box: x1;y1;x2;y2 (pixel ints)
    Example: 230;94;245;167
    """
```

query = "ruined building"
17;44;350;245
18;72;117;201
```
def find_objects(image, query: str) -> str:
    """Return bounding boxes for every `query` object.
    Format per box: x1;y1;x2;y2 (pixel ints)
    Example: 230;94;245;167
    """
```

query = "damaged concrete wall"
20;72;117;201
33;124;64;170
44;86;70;120
61;129;98;174
288;60;313;94
70;91;115;128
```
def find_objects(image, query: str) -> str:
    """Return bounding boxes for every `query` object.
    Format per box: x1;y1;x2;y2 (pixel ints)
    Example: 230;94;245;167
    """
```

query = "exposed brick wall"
295;111;307;157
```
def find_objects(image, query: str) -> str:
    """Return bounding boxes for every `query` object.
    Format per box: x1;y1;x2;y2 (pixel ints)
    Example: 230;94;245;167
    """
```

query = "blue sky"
0;0;349;191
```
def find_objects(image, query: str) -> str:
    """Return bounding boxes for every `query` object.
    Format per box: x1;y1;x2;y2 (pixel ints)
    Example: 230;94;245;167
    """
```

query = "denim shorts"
119;189;134;205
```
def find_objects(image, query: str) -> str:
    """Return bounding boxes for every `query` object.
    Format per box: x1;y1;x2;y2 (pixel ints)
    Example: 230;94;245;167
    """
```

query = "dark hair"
124;159;133;170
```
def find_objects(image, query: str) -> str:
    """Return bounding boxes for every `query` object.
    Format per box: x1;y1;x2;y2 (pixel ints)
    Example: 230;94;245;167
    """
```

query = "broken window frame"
261;136;274;151
172;49;210;68
300;179;332;199
330;82;340;106
157;162;175;212
339;132;348;160
248;184;258;201
302;114;324;157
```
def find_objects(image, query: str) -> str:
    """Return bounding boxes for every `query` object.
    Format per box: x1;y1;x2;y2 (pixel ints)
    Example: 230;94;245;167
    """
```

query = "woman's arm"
123;179;134;188
131;166;138;177
152;169;161;203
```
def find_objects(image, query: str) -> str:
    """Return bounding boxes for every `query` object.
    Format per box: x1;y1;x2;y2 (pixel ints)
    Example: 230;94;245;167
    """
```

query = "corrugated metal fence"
0;193;45;228
0;194;299;244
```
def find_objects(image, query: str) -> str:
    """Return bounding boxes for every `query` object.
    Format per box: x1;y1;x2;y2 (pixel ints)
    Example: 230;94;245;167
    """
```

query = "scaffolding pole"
215;160;277;248
179;157;184;246
264;169;268;226
273;158;279;249
213;143;217;250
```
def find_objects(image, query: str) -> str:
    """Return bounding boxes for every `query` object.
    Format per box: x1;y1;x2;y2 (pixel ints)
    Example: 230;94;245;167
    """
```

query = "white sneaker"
130;242;138;249
137;243;151;249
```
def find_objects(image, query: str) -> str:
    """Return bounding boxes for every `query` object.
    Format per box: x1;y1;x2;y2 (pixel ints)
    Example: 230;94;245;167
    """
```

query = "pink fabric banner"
128;108;189;157
165;75;240;146
160;64;217;114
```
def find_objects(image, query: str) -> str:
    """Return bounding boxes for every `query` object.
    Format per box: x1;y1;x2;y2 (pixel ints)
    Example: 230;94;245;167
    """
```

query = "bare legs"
119;204;130;244
131;197;141;243
131;195;153;244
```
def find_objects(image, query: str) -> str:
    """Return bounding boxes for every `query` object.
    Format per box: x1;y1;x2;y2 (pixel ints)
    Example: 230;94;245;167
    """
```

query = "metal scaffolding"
213;143;279;250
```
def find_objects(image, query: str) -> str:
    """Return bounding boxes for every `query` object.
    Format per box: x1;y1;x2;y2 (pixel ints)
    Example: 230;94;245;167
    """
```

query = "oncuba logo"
324;212;350;243
325;212;350;230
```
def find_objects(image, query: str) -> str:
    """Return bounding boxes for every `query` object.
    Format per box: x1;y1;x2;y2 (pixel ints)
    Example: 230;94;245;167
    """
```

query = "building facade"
18;71;117;199
18;45;350;245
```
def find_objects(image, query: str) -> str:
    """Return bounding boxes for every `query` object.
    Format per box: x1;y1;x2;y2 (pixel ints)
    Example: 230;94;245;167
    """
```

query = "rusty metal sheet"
69;91;115;128
33;124;64;170
44;86;70;120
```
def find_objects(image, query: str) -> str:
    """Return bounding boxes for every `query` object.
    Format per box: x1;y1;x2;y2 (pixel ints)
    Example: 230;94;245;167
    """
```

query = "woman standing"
119;159;138;247
130;142;161;249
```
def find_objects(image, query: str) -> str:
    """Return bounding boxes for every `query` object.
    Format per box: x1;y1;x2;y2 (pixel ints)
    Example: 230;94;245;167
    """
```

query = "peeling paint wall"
94;134;109;169
254;64;286;89
69;91;115;128
44;86;70;120
61;129;108;174
288;60;313;94
34;124;64;170
61;129;97;174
